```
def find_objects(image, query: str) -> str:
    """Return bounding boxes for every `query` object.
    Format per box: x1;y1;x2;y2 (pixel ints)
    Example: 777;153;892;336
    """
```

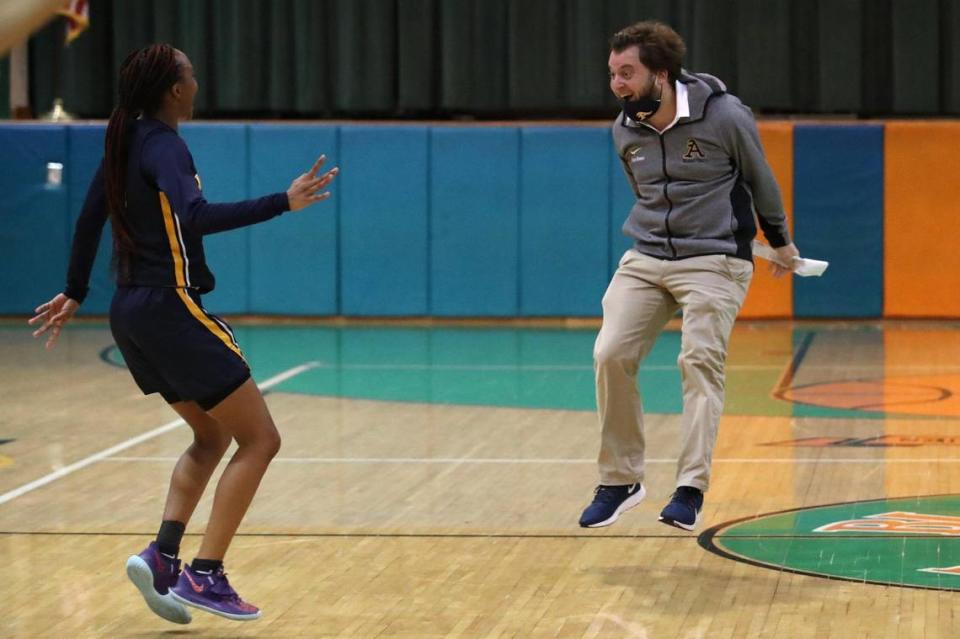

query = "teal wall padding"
339;126;429;316
248;125;340;315
519;128;610;316
430;127;520;316
793;125;884;318
0;126;69;313
0;121;902;319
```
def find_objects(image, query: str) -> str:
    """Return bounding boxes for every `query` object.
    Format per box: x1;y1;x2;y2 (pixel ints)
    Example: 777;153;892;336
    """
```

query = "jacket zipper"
658;134;677;258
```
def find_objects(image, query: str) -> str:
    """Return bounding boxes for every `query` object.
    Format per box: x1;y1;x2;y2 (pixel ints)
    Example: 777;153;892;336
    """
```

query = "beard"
620;75;662;122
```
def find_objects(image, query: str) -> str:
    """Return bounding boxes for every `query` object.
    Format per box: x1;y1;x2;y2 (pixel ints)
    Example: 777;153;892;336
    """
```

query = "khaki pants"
593;250;752;491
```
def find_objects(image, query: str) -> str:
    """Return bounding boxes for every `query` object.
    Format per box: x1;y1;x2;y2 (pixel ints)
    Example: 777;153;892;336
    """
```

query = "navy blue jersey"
65;118;288;302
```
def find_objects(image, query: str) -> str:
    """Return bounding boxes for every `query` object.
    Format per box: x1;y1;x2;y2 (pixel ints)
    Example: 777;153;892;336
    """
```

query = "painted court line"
299;363;960;372
0;362;320;506
101;456;959;465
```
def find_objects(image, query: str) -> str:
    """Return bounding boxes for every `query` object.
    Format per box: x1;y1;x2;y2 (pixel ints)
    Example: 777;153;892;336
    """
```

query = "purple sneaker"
169;565;262;621
125;542;192;624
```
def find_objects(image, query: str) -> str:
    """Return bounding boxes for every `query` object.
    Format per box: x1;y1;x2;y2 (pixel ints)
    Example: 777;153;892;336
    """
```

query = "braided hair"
103;43;183;277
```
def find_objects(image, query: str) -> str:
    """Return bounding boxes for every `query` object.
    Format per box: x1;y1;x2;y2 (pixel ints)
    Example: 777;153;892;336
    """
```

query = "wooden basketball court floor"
2;318;960;637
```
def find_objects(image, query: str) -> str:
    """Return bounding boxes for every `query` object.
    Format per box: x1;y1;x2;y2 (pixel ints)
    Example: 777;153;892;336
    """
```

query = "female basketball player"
29;44;338;623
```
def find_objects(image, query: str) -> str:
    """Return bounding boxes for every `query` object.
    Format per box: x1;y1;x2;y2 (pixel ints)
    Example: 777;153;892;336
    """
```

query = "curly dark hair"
610;21;686;83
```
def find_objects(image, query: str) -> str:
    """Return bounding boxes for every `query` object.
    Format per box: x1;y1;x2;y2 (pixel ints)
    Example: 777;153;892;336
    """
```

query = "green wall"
23;0;960;119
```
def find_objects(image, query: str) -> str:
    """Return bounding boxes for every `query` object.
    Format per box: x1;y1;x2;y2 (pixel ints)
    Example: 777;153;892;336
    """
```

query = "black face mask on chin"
619;78;663;123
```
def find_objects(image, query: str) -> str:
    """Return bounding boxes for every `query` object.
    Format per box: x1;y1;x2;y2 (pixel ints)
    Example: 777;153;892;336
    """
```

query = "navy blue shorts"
110;286;250;410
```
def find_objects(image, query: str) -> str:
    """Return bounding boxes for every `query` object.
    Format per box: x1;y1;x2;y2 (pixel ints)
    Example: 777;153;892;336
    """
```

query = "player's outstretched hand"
287;155;339;212
770;243;800;278
29;293;80;350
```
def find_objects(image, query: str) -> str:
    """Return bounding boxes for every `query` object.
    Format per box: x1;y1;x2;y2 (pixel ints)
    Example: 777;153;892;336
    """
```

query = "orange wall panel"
885;122;960;317
740;122;794;318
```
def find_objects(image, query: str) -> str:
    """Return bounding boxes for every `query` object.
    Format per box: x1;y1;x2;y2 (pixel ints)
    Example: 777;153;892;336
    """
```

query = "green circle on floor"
699;495;960;590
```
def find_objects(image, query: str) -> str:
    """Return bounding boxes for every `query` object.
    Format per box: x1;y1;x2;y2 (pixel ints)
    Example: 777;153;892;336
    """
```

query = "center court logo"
814;511;960;535
761;434;960;447
699;495;960;590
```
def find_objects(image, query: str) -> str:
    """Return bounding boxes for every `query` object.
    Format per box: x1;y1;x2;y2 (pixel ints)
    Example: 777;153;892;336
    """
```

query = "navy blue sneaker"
578;483;646;528
658;486;703;531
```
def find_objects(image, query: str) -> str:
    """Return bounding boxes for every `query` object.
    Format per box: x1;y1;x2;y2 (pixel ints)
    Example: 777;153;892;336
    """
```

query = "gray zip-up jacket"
612;71;790;261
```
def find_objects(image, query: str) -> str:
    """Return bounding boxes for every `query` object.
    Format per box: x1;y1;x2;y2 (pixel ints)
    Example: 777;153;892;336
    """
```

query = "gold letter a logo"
683;139;706;160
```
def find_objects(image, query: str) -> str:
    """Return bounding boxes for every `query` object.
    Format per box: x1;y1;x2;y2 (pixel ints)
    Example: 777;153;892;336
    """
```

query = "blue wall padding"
181;124;250;314
0;126;69;313
793;125;884;317
66;124;111;314
339;126;429;316
248;125;339;315
0;122;901;319
519;128;611;315
608;143;637;276
430;127;520;316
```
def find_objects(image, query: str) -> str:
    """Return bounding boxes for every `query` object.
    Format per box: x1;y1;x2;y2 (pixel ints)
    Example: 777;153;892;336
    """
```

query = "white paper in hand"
751;240;829;277
792;257;829;277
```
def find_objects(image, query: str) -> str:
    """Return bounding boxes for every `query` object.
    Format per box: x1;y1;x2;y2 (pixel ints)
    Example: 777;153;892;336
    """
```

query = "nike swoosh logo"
184;571;204;593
